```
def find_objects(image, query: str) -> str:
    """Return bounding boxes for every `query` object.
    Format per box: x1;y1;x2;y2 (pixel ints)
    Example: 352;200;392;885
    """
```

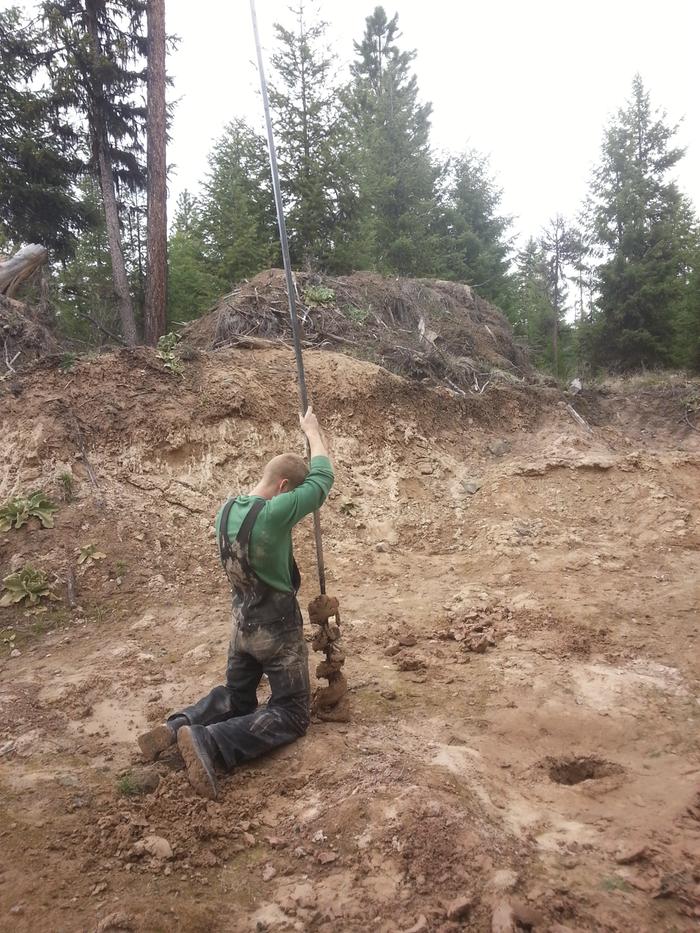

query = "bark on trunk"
85;0;138;347
144;0;168;345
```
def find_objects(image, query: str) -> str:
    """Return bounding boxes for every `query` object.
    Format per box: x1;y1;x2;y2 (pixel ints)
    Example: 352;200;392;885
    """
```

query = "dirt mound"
183;268;531;393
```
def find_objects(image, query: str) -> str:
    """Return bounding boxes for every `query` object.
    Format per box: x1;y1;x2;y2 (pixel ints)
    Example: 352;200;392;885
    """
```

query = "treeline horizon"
1;3;698;375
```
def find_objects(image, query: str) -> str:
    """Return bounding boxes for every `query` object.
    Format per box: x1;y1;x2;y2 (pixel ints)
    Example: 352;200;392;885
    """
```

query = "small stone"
446;896;473;920
141;835;172;860
615;843;648;865
461;480;482;496
262;864;277;882
318;850;338;865
402;916;428;933
384;644;402;657
95;910;135;932
398;634;417;647
10;649;21;659
490;869;519;892
243;832;256;846
376;541;389;553
487;439;511;457
381;690;397;700
395;655;426;672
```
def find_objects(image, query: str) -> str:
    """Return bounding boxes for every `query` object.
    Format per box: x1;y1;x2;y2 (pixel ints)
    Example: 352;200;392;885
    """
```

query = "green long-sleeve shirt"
215;455;334;593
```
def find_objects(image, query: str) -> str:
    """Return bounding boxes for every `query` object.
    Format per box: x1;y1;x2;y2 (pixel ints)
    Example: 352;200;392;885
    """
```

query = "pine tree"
42;0;149;345
540;215;579;376
0;7;88;260
346;6;438;274
269;2;351;269
587;75;695;370
199;120;278;286
513;238;554;368
436;149;514;312
168;191;223;324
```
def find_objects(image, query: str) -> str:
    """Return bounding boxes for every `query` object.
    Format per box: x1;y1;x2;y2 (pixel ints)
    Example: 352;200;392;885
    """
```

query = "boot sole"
177;727;218;800
138;724;176;762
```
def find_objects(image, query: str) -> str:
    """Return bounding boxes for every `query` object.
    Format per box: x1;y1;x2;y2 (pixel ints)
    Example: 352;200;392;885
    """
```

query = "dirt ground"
0;347;699;932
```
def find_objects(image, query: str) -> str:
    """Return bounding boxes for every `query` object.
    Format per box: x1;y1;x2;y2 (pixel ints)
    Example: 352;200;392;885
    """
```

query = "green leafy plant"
77;544;107;567
58;352;76;372
0;567;57;607
345;305;369;324
156;332;183;375
0;491;58;532
303;285;335;307
116;773;139;796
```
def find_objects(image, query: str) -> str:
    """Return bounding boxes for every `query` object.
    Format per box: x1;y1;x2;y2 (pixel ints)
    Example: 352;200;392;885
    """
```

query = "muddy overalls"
168;498;311;770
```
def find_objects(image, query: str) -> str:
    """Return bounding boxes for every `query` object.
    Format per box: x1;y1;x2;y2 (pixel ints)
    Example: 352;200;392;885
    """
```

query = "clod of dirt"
446;895;473;920
491;899;543;932
384;644;402;657
126;768;160;795
546;755;623;785
398;633;418;647
94;910;135;933
396;655;427;672
133;835;172;860
402;916;428;933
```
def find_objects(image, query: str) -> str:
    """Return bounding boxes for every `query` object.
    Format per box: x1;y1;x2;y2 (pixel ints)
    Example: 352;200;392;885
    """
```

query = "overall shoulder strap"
218;497;237;564
236;498;267;547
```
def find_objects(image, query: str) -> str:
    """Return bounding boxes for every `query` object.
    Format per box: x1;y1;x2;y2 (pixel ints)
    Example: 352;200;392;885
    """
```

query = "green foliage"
116;773;139;796
270;3;353;269
436;150;515;312
58;353;77;372
586;75;695;371
346;6;439;275
77;543;107;567
0;567;56;607
0;492;58;532
168;191;223;324
156;332;183;374
0;7;89;259
303;285;335;307
200;120;278;286
344;305;370;324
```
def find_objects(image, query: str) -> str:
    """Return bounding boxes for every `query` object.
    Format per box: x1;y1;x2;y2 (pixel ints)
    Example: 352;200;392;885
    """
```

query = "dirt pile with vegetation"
0;349;699;933
183;268;532;394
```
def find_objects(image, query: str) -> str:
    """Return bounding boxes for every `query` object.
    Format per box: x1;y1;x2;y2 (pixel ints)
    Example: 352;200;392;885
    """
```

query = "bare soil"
0;347;699;933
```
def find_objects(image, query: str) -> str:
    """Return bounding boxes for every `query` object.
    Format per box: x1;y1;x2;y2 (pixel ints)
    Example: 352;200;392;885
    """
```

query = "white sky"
4;0;699;246
163;0;700;245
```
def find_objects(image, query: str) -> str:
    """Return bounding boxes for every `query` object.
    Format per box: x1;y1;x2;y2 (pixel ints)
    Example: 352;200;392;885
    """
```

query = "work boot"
137;715;187;762
177;725;220;800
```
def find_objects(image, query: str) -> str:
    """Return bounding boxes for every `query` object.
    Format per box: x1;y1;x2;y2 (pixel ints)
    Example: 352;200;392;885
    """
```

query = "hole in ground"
546;755;623;785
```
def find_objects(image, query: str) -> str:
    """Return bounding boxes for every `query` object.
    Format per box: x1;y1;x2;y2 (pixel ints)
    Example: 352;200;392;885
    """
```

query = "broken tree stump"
308;593;350;722
0;245;48;298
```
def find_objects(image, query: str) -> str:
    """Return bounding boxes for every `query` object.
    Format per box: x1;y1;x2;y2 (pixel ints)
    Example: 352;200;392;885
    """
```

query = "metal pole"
249;0;326;594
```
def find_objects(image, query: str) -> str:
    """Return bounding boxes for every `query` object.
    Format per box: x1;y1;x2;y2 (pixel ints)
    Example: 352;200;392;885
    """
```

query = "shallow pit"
546;755;623;785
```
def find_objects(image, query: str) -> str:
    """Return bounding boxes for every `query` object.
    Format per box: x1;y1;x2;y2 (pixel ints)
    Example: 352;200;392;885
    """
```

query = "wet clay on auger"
308;594;350;722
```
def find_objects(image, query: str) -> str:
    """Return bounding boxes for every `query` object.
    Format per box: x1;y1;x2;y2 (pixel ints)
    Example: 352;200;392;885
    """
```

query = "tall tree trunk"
85;1;138;346
144;0;167;345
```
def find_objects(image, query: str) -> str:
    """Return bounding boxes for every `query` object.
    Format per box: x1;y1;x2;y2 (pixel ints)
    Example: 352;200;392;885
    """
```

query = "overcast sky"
163;0;699;245
5;0;698;245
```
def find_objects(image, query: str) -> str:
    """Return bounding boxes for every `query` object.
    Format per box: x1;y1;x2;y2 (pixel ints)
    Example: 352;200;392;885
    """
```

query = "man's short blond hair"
262;453;308;490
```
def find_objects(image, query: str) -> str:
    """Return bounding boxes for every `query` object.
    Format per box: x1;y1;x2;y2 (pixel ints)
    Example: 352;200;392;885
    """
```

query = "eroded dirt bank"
0;349;699;932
